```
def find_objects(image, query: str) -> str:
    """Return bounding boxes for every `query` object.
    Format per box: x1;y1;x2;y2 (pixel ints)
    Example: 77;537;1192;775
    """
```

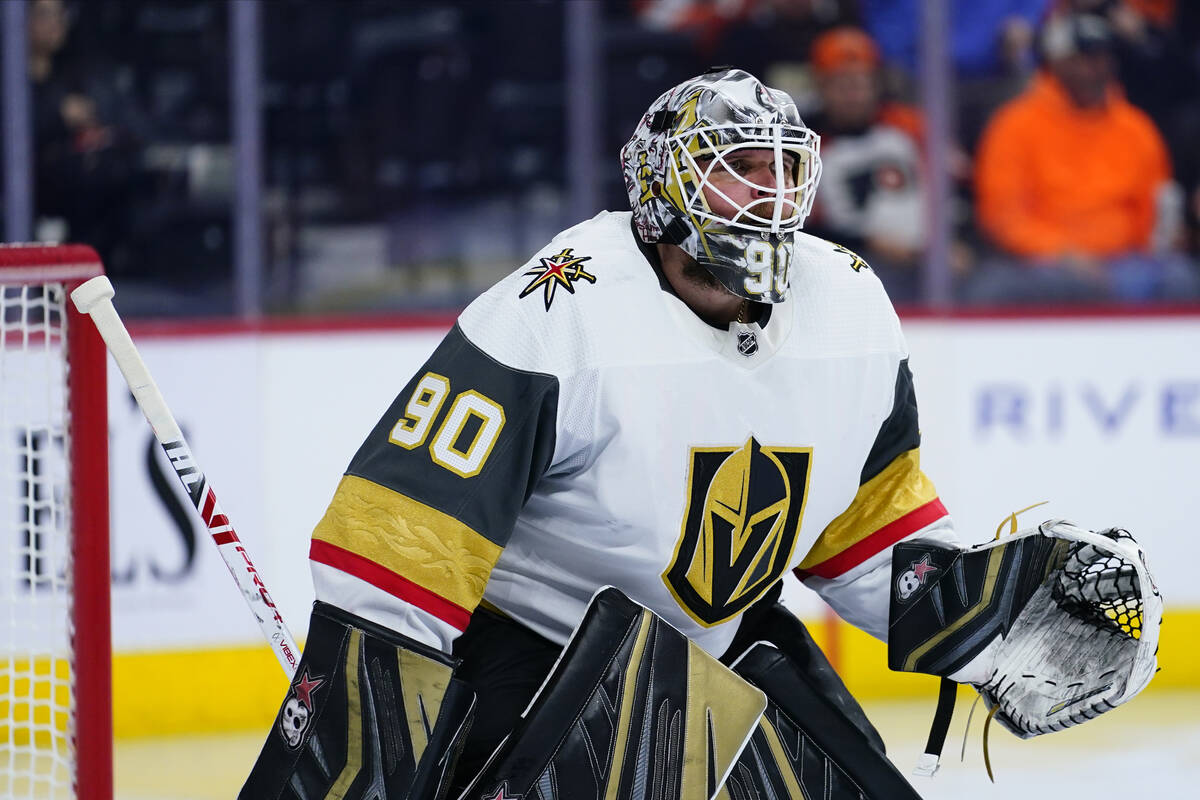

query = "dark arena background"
1;1;1197;797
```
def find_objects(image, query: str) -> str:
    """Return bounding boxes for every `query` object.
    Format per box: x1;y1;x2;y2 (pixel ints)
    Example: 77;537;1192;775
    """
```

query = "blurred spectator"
631;0;857;68
859;0;1055;152
965;13;1200;304
860;0;1051;78
29;0;150;279
799;27;928;302
1058;1;1195;123
1057;0;1200;258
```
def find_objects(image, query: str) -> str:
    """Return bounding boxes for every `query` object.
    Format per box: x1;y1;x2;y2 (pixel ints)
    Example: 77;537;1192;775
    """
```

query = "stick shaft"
72;276;300;678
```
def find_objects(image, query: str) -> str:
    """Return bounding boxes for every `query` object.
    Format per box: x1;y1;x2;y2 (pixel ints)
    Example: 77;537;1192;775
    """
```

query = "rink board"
95;311;1200;736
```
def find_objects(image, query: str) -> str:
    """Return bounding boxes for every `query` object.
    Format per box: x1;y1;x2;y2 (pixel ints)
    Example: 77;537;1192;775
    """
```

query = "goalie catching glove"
888;519;1161;771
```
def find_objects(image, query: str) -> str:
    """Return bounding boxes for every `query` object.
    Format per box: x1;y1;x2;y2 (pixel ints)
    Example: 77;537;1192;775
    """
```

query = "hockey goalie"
237;67;1162;799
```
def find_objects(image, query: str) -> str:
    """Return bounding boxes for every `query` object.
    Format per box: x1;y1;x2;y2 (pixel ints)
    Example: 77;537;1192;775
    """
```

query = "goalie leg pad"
459;587;767;800
726;643;923;800
725;594;886;755
239;601;475;800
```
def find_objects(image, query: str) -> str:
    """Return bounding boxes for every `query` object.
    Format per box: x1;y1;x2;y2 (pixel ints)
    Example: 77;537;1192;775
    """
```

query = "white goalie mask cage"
973;519;1161;739
622;67;822;303
667;122;819;236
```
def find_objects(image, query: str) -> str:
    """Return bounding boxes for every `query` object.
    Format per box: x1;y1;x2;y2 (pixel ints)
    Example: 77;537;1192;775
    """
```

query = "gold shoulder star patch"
519;247;597;311
832;242;871;273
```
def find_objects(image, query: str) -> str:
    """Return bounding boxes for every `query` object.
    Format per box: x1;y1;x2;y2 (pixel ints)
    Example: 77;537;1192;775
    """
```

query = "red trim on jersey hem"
309;539;471;630
795;498;949;581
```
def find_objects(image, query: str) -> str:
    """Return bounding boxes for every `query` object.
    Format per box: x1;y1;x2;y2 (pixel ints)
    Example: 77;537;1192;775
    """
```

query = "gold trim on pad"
325;629;363;799
603;612;654;800
681;640;766;797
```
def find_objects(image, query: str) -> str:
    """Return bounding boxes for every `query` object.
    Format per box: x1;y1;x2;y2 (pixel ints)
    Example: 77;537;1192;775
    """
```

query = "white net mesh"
0;282;75;799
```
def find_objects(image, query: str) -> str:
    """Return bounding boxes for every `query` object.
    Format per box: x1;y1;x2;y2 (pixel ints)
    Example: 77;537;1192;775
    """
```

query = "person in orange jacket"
967;12;1199;303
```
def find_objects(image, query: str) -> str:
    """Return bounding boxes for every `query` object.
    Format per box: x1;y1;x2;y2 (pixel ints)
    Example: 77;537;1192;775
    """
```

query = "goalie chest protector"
446;210;908;657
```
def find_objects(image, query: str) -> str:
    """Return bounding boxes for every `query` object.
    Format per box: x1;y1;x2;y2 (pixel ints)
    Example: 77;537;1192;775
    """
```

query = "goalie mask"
621;67;822;303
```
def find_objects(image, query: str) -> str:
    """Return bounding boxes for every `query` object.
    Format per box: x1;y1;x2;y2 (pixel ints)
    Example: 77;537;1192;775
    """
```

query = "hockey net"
0;245;110;799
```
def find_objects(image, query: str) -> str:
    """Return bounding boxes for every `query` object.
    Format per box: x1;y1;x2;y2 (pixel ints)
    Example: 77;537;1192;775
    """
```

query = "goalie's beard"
680;255;726;291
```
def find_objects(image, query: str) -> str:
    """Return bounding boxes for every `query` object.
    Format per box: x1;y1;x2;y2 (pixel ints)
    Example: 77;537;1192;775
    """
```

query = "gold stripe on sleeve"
798;449;938;571
312;475;503;614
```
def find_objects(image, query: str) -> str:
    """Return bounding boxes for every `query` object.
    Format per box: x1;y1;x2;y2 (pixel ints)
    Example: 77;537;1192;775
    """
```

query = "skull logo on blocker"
895;554;939;602
278;668;325;748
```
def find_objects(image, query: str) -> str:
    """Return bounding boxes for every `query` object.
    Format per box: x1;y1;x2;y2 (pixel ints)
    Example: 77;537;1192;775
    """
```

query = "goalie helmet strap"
913;677;957;778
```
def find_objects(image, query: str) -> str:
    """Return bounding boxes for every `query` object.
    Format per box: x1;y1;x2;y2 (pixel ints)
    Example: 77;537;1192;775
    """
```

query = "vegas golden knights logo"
665;438;812;627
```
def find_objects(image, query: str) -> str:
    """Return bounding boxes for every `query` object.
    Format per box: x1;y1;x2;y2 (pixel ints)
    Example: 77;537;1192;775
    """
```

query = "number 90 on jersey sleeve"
388;371;507;478
346;323;560;548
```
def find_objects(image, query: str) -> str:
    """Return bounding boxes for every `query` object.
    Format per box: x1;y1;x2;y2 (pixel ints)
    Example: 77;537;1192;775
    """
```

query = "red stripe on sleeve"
794;497;948;581
309;538;472;631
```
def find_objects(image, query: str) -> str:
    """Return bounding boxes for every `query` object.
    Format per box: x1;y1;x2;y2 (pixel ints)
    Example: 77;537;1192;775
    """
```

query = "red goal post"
0;244;111;799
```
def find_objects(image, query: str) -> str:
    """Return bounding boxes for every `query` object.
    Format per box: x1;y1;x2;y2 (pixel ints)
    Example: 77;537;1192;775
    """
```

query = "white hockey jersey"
309;211;956;657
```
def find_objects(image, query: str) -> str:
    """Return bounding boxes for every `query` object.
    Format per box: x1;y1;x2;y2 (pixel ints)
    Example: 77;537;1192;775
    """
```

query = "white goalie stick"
71;276;300;678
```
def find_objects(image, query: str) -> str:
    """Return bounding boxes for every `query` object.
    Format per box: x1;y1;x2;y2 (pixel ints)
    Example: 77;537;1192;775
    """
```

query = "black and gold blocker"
239;602;476;800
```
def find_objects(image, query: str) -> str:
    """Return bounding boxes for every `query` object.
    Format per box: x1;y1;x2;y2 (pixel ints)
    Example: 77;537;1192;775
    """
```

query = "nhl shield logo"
664;438;813;626
736;331;758;356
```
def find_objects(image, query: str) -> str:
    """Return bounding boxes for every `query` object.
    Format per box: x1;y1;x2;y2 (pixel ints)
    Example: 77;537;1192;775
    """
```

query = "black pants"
447;606;563;793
